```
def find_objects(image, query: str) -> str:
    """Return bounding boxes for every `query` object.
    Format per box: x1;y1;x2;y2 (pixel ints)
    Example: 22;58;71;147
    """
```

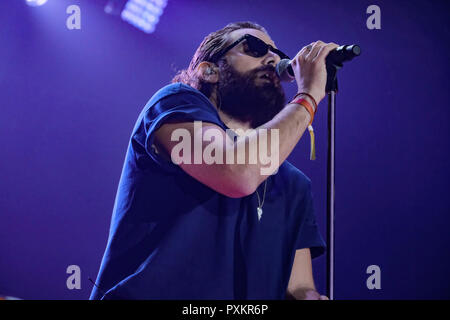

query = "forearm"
260;98;313;171
229;94;315;190
216;40;339;195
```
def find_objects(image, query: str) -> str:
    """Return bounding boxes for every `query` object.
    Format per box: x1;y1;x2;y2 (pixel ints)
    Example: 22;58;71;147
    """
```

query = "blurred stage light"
121;0;168;34
104;0;125;15
26;0;48;6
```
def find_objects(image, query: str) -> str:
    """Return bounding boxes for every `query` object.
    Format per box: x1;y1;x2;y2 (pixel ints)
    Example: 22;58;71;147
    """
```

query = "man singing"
90;21;337;300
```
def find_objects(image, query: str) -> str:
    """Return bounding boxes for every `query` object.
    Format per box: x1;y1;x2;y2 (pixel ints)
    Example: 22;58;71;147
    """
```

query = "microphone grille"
276;59;294;82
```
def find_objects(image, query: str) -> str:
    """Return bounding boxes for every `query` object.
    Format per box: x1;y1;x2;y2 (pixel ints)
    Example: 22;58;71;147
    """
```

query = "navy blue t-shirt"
90;83;325;300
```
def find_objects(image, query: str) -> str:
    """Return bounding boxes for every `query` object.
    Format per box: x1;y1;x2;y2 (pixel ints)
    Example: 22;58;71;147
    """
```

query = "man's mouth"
258;70;274;82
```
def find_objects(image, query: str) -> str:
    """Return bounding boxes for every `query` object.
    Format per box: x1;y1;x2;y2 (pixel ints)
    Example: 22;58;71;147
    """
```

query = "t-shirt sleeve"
294;181;326;259
141;87;225;169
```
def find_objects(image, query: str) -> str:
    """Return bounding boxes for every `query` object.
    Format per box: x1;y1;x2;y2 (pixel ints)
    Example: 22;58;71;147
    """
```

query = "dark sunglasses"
209;34;290;63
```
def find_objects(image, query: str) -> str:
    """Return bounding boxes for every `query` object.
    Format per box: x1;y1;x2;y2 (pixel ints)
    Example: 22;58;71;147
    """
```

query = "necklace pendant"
257;207;263;220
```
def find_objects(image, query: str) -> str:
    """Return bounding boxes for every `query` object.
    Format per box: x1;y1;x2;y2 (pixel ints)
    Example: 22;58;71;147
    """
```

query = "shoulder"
146;83;213;111
153;83;197;99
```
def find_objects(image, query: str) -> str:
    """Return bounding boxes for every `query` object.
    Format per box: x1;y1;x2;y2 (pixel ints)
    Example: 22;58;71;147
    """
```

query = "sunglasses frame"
209;34;290;63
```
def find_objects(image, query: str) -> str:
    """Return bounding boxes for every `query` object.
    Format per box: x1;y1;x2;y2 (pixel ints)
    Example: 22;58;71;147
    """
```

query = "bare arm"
153;102;311;198
154;41;339;198
286;248;328;300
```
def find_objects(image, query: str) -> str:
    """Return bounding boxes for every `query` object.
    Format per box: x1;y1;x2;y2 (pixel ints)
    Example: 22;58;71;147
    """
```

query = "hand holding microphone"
276;41;361;104
277;41;359;161
279;41;339;104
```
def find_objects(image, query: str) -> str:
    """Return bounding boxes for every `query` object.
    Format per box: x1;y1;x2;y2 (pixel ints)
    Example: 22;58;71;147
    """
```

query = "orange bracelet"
292;92;318;112
291;97;315;125
290;97;317;160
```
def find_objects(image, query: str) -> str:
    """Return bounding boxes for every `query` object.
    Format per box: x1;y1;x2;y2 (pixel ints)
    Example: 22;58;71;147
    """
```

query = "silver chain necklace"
255;179;268;221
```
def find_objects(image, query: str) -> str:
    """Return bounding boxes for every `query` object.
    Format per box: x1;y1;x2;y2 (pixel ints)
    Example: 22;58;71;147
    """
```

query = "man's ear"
196;62;219;83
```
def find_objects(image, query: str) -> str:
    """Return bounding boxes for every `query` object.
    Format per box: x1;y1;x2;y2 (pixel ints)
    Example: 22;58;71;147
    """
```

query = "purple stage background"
0;0;449;300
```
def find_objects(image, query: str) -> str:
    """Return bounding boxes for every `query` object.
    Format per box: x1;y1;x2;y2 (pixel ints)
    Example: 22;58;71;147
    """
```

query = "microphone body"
276;44;361;82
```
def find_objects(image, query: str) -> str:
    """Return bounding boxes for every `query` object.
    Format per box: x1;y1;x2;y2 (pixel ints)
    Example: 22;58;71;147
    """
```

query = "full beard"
215;61;286;128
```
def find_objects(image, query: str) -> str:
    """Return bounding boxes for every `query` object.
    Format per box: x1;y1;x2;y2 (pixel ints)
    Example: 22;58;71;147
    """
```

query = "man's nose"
262;51;279;67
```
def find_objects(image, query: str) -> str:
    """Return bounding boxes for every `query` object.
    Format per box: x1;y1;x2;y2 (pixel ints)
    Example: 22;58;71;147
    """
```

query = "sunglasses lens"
245;37;268;57
245;36;289;60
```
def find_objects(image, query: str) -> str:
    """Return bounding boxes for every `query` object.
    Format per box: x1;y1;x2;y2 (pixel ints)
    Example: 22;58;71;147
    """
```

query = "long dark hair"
171;21;267;99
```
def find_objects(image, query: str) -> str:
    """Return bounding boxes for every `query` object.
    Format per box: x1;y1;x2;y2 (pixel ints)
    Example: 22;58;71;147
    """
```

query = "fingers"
296;42;315;60
314;42;339;62
319;295;329;300
299;41;339;62
305;40;325;60
291;40;340;104
292;41;338;68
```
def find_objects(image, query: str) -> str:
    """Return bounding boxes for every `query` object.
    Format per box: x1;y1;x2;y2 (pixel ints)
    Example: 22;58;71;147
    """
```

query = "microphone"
276;44;361;82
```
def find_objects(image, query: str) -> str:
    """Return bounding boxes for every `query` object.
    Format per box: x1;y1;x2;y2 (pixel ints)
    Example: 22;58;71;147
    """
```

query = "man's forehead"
228;28;277;48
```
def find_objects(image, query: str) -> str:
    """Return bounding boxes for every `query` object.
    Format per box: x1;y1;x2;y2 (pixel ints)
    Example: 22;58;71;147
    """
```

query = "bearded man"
90;21;338;300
